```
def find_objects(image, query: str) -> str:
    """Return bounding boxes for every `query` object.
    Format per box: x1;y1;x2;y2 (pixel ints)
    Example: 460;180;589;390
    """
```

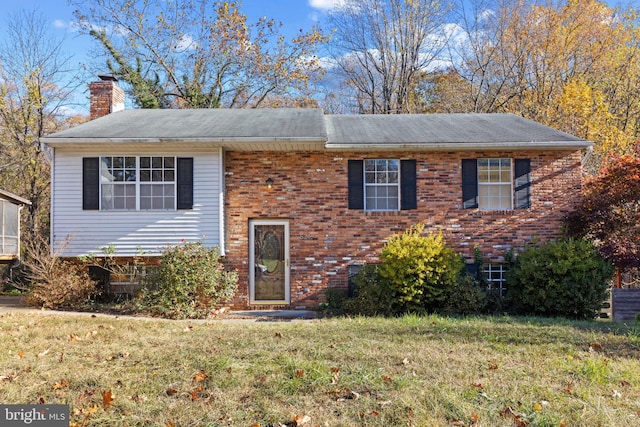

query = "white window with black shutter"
348;159;417;211
462;158;530;210
82;156;193;211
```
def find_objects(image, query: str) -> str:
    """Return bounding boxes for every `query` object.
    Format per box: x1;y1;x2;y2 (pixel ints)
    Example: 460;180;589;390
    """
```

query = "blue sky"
0;0;338;114
0;0;628;114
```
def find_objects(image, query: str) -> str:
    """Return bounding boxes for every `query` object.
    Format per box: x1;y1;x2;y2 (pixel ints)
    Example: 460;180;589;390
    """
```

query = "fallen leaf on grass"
102;390;114;409
337;388;360;401
450;420;465;426
471;412;479;425
17;350;25;359
589;342;603;352
331;367;340;384
295;369;305;379
69;334;81;342
564;382;573;394
382;375;393;384
533;403;543;412
37;349;50;358
500;406;529;426
293;414;311;425
166;387;178;396
52;380;69;390
621;380;632;387
193;370;209;383
487;360;499;370
402;358;410;366
190;385;204;401
130;394;146;403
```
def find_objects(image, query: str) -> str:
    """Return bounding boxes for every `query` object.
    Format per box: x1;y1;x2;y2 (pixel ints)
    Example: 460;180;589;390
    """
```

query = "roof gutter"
40;136;328;147
324;141;593;151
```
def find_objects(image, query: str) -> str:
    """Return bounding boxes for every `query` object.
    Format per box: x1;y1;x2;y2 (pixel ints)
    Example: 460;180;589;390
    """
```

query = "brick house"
41;78;591;309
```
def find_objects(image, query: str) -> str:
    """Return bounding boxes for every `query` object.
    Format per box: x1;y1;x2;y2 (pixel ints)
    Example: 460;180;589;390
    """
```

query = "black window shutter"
400;160;417;210
461;159;478;209
82;157;100;210
348;160;364;210
514;159;531;209
177;157;194;210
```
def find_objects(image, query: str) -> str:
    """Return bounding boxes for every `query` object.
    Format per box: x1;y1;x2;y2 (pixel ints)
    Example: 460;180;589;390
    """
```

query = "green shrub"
143;241;238;319
377;224;464;313
440;273;487;316
344;225;483;316
320;287;349;316
343;264;395;316
506;238;613;319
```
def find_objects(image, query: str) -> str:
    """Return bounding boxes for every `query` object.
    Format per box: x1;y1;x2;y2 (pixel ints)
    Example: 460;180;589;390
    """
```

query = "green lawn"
1;312;639;426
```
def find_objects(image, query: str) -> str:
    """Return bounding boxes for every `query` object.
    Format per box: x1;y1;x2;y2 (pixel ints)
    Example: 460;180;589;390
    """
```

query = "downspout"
219;146;226;256
43;143;54;255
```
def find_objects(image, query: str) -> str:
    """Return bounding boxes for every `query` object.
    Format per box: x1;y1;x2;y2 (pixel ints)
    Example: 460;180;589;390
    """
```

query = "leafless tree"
325;0;451;114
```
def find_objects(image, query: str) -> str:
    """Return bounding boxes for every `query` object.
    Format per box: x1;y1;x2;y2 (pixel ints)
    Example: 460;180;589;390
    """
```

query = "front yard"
1;312;639;426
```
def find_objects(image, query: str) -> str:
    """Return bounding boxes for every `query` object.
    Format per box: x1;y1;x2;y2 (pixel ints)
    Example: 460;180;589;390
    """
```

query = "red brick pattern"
224;150;583;309
89;81;125;120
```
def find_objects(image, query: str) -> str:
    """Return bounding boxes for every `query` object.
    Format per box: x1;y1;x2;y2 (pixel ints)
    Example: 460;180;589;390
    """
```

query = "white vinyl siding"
51;147;223;257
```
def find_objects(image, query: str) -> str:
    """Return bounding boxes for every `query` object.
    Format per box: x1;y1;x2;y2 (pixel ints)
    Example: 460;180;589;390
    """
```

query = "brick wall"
224;150;584;309
89;78;125;120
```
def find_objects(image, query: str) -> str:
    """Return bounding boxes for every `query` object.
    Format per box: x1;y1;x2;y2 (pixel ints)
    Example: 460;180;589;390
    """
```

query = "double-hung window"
84;156;193;211
348;159;417;211
478;158;513;210
139;156;175;210
100;156;176;210
462;158;531;210
364;159;399;211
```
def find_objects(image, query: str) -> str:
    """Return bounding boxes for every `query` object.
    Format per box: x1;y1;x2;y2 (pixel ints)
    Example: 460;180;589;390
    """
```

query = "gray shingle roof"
45;108;327;141
42;109;590;151
325;113;585;145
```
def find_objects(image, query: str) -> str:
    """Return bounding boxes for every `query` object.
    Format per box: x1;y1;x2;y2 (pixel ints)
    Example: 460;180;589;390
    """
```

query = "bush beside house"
505;238;614;320
343;227;613;319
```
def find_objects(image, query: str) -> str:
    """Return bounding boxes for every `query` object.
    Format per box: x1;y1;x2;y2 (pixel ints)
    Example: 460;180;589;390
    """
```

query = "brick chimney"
89;75;125;120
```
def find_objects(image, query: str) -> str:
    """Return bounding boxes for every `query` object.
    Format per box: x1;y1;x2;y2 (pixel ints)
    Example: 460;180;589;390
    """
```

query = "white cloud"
173;34;196;51
53;19;67;29
308;0;344;11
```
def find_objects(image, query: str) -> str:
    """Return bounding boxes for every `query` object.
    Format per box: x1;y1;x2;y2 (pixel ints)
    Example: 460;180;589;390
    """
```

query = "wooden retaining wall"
612;288;640;322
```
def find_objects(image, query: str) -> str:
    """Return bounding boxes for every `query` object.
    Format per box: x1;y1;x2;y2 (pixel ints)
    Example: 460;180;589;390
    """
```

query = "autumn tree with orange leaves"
434;0;640;172
567;153;640;284
72;0;327;109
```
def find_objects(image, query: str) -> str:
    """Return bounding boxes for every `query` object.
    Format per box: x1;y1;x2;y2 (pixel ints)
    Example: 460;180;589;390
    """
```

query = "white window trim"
363;159;401;212
99;156;177;211
484;263;507;297
477;158;514;211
